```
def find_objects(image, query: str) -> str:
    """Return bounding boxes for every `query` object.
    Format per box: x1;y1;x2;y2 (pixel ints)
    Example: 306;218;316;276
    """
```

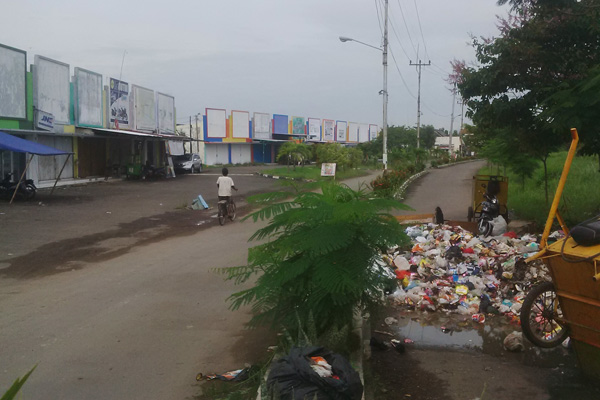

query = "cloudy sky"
3;0;508;131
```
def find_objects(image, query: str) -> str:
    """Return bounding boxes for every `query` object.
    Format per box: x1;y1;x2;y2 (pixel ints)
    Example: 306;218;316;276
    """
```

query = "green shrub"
371;169;411;198
276;142;311;169
315;143;349;170
220;182;410;338
347;147;365;168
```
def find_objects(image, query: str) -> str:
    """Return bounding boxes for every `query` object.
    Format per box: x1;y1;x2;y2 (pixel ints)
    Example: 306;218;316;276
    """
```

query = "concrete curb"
396;170;429;200
255;172;316;183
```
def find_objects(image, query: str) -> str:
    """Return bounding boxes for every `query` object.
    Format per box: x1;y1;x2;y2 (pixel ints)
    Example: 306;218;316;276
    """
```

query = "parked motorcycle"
141;163;167;180
0;172;37;201
477;192;500;236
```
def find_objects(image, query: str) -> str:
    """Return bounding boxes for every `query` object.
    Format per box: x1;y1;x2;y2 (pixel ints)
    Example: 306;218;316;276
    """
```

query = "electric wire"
388;11;413;60
395;0;418;57
388;45;416;100
374;0;384;36
412;0;430;60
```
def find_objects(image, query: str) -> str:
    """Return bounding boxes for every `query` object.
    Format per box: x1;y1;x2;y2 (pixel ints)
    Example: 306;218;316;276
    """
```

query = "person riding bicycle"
216;168;237;213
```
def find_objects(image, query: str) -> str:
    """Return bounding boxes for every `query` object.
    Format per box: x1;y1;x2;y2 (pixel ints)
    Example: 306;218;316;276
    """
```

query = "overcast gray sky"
3;0;508;131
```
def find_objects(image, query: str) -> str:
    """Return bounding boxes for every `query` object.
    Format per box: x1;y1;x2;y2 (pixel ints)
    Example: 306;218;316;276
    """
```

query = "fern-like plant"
221;182;411;338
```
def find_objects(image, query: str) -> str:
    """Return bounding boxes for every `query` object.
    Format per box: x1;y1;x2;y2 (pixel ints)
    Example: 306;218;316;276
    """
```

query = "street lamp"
338;5;388;170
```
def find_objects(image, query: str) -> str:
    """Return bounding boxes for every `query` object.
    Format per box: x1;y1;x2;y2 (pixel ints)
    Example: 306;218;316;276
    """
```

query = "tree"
542;66;600;171
458;0;600;203
276;142;311;170
420;125;437;149
315;143;350;170
220;183;411;337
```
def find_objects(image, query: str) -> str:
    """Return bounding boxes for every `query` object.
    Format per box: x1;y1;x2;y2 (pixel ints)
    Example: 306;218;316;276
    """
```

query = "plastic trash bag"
503;331;524;352
491;215;508;236
267;346;363;400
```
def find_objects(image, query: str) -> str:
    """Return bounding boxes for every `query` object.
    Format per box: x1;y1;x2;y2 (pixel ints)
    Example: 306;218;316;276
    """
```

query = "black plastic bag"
267;346;363;400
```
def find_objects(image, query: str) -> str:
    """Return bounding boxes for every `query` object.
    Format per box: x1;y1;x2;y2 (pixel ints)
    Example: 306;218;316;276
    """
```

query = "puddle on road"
382;309;575;369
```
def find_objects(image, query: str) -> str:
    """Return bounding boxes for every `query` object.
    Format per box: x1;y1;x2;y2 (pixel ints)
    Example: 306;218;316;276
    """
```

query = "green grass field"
480;152;600;228
265;165;372;181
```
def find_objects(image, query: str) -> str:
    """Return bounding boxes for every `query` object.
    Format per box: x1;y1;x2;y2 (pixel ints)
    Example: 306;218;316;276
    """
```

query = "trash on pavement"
191;195;209;210
503;331;524;352
202;367;250;381
382;223;559;330
267;346;363;400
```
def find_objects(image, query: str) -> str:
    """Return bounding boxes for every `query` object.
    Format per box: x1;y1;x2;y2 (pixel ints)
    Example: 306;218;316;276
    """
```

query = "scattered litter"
203;367;250;381
106;211;111;214
390;339;406;353
374;330;394;337
191;195;209;210
383;223;559;329
370;337;390;350
503;331;524;352
385;317;398;326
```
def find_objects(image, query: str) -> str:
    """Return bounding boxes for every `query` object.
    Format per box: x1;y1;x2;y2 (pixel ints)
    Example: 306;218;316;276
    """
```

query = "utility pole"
189;116;193;154
459;99;464;156
195;114;199;154
409;59;431;148
448;83;457;156
382;0;389;170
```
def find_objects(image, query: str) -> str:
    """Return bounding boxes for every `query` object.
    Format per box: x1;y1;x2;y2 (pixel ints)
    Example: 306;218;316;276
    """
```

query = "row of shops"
0;42;186;187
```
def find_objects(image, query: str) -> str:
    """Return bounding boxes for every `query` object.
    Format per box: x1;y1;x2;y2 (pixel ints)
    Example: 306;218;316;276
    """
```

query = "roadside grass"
479;152;600;227
264;165;372;181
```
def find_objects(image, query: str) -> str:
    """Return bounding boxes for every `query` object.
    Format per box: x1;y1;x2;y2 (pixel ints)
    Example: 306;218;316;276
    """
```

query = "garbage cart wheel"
467;206;474;222
520;281;568;348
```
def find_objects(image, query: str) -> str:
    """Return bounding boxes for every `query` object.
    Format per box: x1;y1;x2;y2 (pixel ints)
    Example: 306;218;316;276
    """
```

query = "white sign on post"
320;163;336;177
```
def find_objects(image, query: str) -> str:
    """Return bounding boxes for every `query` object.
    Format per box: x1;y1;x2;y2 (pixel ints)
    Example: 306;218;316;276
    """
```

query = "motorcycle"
0;172;37;201
141;163;167;180
477;192;500;236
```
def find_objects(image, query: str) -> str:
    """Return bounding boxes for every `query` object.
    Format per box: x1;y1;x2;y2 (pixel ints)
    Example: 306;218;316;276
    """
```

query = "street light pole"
382;0;388;170
338;0;388;170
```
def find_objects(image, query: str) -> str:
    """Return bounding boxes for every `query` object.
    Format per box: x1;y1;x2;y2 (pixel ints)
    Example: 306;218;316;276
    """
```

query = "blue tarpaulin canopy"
0;131;73;203
0;131;72;155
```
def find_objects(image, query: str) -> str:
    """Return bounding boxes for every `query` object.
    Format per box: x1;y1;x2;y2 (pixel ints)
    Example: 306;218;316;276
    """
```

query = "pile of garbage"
382;223;561;325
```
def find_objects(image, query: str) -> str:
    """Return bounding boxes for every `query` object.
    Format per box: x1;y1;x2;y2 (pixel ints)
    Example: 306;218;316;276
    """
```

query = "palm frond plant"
220;182;411;339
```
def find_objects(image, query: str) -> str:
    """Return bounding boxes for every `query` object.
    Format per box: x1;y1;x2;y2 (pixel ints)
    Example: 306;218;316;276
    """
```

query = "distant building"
434;136;462;154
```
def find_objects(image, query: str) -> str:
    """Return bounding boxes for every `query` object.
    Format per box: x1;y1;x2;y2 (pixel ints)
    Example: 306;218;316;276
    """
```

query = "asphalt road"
0;166;381;399
395;160;487;220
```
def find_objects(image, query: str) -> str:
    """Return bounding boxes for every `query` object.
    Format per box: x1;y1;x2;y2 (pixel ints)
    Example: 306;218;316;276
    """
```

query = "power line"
412;0;429;59
395;0;417;57
387;12;412;60
388;45;416;99
374;0;384;36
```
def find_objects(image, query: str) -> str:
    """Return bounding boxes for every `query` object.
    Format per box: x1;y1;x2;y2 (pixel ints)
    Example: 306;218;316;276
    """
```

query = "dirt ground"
0;166;282;279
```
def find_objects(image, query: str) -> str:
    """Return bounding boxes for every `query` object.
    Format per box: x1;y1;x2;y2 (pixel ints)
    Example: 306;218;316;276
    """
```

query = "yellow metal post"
540;128;579;248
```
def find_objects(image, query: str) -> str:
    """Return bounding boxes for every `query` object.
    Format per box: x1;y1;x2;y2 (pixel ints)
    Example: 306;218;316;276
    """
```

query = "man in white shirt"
216;167;237;202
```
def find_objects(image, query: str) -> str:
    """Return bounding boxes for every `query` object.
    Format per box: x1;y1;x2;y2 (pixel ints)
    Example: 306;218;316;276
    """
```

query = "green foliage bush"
276;142;312;169
315;143;352;170
221;182;410;338
371;170;411;199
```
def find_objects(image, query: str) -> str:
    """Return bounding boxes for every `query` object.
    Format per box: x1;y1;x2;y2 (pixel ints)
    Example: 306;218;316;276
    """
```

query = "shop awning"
0;131;73;204
92;128;159;138
0;131;72;155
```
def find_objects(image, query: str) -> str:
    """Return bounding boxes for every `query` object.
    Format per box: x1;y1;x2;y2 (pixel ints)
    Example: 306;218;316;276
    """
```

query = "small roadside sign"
321;163;336;177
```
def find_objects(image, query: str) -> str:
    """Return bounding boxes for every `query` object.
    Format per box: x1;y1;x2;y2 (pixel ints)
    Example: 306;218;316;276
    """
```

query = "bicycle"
217;197;236;226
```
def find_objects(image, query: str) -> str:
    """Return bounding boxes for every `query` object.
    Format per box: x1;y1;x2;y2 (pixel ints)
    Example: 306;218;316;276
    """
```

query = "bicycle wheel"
218;204;225;225
520;281;568;348
228;201;236;221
